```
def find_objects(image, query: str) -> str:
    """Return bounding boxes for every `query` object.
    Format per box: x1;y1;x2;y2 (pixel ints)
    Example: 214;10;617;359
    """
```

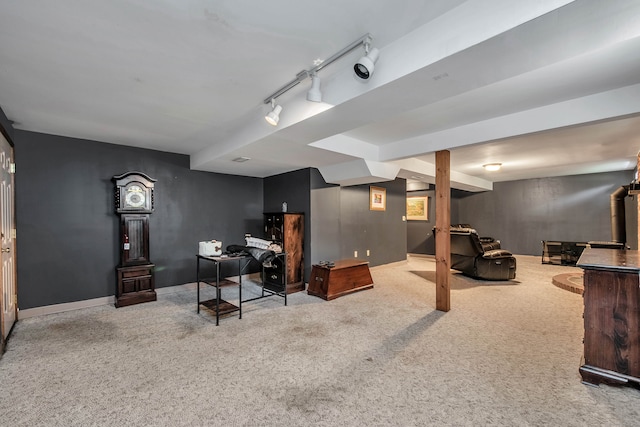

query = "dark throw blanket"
226;244;277;267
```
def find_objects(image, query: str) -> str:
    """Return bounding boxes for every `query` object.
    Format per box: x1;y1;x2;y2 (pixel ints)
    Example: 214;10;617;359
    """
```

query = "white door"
0;131;16;340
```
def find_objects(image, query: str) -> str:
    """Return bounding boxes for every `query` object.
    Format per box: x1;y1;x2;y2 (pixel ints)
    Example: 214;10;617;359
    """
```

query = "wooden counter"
577;248;640;386
308;259;373;301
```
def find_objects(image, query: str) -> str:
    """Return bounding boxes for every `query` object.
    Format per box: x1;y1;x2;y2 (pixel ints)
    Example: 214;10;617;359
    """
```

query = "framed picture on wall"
369;186;386;211
406;195;428;220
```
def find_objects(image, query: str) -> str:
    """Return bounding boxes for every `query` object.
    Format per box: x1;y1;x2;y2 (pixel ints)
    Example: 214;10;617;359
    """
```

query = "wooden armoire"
264;212;304;293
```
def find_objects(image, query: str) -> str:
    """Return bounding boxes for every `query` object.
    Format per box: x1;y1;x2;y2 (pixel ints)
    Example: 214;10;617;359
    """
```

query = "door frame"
0;122;17;352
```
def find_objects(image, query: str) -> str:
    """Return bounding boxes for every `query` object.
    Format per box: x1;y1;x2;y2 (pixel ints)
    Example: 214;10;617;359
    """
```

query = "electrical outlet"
366;249;370;256
354;250;358;258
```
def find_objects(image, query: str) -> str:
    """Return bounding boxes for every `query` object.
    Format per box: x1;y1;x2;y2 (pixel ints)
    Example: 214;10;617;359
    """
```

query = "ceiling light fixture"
306;72;322;102
232;157;251;163
262;33;377;124
354;40;379;80
265;99;282;126
483;163;502;171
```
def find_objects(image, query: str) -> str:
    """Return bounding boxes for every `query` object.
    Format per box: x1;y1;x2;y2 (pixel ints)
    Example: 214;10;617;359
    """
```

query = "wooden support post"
435;150;451;312
637;152;640;248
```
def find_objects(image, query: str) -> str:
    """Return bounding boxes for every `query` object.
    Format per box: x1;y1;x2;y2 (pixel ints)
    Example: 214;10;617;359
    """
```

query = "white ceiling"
1;0;639;191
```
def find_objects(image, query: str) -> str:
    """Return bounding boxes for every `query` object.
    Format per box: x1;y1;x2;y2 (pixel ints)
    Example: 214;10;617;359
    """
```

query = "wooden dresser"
577;248;640;386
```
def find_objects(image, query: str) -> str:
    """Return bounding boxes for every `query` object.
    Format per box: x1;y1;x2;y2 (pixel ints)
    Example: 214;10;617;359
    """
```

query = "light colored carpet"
1;255;640;426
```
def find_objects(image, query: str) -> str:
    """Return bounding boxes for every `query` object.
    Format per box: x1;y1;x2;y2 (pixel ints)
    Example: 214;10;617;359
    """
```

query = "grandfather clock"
113;171;157;308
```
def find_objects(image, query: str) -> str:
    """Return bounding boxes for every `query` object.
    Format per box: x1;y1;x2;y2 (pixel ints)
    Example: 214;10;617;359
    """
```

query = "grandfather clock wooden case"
113;172;157;308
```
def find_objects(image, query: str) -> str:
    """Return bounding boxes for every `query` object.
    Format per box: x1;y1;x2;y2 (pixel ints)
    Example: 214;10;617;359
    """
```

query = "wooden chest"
308;259;373;301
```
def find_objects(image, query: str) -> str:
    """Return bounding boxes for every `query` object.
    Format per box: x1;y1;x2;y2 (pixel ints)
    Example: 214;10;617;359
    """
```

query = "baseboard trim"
370;259;409;270
18;273;262;320
18;295;116;319
408;253;435;259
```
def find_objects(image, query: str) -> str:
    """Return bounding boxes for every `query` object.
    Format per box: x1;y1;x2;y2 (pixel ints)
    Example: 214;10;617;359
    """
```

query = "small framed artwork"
369;186;386;211
406;196;428;220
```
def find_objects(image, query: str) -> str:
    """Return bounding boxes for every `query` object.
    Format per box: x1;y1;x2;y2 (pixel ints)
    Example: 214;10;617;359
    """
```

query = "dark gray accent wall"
456;171;638;255
406;188;465;255
309;168;342;267
310;168;337;190
15;123;635;309
263;168;311;214
15;130;263;309
310;169;340;265
406;190;435;254
265;169;408;279
310;186;341;263
263;168;312;280
408;171;637;256
310;172;407;267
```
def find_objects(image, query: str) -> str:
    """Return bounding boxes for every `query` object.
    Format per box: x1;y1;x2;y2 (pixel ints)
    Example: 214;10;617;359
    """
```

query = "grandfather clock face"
124;184;147;209
115;180;154;214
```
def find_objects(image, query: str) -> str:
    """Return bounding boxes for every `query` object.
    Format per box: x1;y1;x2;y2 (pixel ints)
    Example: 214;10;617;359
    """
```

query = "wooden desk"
308;259;373;300
577;248;640;386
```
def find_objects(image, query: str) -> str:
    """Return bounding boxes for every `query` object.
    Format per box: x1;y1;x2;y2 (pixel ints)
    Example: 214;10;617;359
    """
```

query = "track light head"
354;47;379;80
265;102;282;126
306;73;322;102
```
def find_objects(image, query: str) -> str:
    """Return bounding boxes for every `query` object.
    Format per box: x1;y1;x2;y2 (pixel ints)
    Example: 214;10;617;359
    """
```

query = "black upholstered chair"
449;226;516;280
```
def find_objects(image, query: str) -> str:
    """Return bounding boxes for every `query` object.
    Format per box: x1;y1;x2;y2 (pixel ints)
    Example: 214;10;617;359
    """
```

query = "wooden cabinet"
577;248;640;386
264;213;304;293
116;264;156;307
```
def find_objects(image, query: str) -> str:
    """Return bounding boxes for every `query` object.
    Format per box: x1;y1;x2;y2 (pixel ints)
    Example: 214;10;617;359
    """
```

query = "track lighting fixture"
262;34;378;122
306;72;322;102
265;99;282;126
354;41;379;80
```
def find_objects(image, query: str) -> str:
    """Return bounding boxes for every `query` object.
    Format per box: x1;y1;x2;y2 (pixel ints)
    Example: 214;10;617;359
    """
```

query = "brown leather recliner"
449;226;516;280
